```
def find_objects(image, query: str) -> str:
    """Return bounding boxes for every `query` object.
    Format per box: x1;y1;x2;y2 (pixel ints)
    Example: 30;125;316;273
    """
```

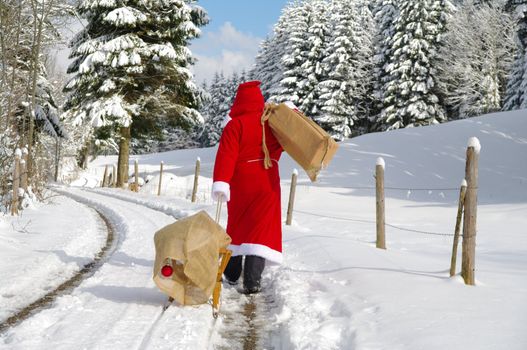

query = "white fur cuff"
212;181;230;202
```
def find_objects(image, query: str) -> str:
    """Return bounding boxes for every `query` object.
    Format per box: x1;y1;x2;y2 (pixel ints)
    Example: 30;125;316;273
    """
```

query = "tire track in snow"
0;206;116;334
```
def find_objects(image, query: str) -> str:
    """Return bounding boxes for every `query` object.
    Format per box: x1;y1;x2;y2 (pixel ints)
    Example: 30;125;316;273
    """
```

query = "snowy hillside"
1;109;526;349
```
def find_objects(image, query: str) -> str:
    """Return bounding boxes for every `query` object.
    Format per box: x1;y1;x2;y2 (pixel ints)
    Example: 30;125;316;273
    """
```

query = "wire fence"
294;209;456;237
298;183;462;192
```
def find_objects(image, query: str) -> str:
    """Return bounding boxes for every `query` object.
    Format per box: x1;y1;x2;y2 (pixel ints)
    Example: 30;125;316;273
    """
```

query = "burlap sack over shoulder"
261;103;339;182
153;210;231;305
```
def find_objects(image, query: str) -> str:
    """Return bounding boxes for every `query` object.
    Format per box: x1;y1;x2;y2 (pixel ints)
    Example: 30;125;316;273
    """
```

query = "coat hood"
229;81;265;118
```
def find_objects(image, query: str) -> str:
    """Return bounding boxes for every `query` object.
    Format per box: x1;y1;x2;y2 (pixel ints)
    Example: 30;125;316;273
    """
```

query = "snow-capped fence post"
286;169;298;225
376;158;386;249
191;157;200;202
21;147;28;192
461;137;480;286
112;165;117;187
158;161;164;196
11;149;21;216
134;160;139;192
20;160;26;193
54;137;60;182
450;180;467;277
102;165;108;187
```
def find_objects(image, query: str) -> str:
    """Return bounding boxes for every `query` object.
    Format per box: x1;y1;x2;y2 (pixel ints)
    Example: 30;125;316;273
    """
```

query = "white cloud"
53;21;262;85
190;22;263;84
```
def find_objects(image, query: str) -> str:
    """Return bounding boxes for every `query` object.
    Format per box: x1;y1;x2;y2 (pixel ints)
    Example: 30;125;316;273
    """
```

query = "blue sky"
196;0;287;37
53;1;288;84
191;0;288;84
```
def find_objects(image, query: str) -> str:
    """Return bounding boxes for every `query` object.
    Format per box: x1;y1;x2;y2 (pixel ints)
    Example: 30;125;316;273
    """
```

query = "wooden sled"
212;247;232;318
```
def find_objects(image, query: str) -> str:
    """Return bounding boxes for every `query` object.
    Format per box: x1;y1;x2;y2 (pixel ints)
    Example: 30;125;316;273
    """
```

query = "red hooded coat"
212;81;283;264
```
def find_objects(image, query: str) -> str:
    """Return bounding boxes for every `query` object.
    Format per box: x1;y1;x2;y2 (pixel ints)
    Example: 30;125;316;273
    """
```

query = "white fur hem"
212;181;230;202
228;243;282;265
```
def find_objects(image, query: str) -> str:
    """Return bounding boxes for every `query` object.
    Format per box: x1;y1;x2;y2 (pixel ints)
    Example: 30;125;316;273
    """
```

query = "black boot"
243;255;265;294
223;255;243;285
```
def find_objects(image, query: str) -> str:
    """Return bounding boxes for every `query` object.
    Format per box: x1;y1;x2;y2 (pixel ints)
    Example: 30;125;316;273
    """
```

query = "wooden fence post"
461;137;480;285
191;157;201;202
21;147;28;192
54;137;60;182
134;160;139;192
112;165;117;187
20;160;27;194
450;180;467;277
102;165;108;187
158;161;164;196
286;169;298;225
376;157;386;249
11;150;21;216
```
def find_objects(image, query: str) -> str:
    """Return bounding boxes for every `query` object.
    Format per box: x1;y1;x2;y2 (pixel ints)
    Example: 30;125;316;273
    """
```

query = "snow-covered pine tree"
275;0;312;105
379;0;450;130
252;36;278;100
238;69;248;84
371;0;399;129
200;72;232;147
503;0;527;110
252;36;270;93
299;0;331;119
353;0;376;134
252;2;298;101
63;0;208;186
228;70;241;98
438;1;515;118
314;0;362;140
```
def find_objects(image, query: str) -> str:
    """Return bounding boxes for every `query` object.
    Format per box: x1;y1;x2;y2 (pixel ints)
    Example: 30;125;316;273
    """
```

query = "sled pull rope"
215;194;223;223
212;194;232;318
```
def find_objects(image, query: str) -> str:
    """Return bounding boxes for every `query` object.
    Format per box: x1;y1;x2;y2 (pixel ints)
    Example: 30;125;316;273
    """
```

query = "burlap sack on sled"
261;103;339;182
153;211;231;305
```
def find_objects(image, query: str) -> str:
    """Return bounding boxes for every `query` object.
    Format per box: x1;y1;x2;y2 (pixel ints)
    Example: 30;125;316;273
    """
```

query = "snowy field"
1;109;526;349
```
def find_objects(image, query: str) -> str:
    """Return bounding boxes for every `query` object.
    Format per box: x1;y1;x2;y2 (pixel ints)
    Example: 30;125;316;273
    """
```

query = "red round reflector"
161;265;173;277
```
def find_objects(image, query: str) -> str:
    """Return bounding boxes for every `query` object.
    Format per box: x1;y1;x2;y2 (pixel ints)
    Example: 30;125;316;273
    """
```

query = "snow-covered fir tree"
503;0;527;110
63;0;207;186
274;0;313;105
299;0;331;119
438;1;515;118
379;0;451;130
352;0;376;133
314;0;365;140
252;36;281;100
199;72;236;147
252;2;301;101
371;0;400;124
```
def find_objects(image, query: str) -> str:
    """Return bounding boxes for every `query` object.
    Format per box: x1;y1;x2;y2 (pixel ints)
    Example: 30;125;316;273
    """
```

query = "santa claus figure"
212;81;283;294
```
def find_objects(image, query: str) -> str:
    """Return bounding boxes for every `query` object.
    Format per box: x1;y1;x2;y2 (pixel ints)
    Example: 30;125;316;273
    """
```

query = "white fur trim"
221;115;232;128
212;181;230;202
228;243;282;265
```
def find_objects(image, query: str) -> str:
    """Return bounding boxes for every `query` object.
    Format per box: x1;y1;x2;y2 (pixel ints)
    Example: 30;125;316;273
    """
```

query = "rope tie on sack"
261;104;276;169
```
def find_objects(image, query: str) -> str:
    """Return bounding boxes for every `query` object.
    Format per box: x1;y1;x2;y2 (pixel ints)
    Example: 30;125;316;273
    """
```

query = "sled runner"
153;199;232;318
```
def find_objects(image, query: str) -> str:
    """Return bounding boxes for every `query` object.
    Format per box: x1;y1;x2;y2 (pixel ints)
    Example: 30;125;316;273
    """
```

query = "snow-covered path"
2;110;527;349
0;188;219;349
0;195;106;325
